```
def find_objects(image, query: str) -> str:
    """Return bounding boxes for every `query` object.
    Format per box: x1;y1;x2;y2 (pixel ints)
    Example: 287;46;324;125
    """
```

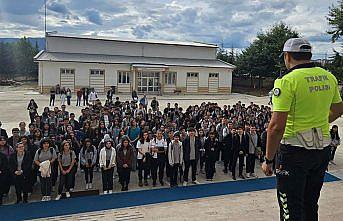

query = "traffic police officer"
262;38;342;221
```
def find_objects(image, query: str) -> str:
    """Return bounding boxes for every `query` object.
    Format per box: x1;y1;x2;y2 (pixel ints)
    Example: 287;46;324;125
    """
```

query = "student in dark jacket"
116;137;134;191
222;130;233;174
9;142;32;203
204;132;219;180
0;121;8;139
0;151;9;205
231;127;248;180
182;127;201;186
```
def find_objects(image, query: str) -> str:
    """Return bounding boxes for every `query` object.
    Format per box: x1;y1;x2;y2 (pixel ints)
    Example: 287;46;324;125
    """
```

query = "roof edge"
46;33;218;48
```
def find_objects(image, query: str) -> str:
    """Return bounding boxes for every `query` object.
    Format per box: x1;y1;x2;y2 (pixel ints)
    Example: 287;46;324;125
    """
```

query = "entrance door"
90;69;105;93
60;68;75;92
186;72;199;93
208;73;219;93
137;71;160;93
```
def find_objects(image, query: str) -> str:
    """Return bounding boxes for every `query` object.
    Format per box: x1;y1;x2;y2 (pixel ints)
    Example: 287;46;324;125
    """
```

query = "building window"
118;71;131;84
164;72;177;85
209;73;219;78
90;69;105;75
187;72;199;78
60;68;75;75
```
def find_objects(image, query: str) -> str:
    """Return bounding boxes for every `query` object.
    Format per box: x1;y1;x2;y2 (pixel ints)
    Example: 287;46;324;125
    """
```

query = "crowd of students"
0;94;339;205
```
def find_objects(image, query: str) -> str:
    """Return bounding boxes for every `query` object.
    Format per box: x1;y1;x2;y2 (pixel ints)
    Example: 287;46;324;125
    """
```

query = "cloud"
0;0;341;57
84;9;103;25
47;0;70;15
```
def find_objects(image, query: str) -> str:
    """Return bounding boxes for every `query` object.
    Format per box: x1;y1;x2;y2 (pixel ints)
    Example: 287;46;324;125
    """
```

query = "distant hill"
0;38;45;51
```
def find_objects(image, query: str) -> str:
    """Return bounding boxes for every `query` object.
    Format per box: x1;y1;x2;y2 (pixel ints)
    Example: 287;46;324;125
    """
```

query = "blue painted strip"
0;173;340;221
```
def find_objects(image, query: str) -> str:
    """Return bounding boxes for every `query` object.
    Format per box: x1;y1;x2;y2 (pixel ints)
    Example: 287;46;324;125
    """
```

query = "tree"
325;1;343;81
327;0;343;43
234;23;300;78
13;37;39;77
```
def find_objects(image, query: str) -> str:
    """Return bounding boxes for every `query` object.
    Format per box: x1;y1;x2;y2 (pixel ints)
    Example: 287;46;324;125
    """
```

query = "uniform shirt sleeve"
272;78;294;112
332;80;342;104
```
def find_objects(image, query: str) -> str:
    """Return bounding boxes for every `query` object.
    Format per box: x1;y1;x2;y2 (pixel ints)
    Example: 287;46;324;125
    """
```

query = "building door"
60;68;75;92
186;72;199;93
137;71;160;93
90;69;105;93
208;73;219;93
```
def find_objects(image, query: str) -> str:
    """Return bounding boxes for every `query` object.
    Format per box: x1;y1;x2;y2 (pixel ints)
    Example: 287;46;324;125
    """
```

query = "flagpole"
44;0;47;35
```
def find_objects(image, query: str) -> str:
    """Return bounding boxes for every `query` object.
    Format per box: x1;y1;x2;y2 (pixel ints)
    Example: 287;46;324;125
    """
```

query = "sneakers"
41;196;47;201
86;183;89;190
66;192;71;198
138;180;143;187
192;180;200;185
89;183;93;189
250;173;256;178
55;194;62;200
246;173;250;178
183;181;188;187
239;175;245;179
108;190;113;194
69;188;74;192
46;196;51;201
103;191;108;195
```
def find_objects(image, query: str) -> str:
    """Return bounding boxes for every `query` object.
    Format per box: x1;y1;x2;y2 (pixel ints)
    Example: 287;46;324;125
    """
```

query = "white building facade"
35;33;235;94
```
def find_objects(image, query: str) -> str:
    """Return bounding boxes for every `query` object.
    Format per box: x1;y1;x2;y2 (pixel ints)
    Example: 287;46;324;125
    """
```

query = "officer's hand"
262;162;273;176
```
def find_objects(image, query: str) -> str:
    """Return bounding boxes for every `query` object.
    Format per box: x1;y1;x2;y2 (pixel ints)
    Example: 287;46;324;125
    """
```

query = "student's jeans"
67;96;71;105
205;159;216;179
58;166;73;194
39;175;52;196
151;158;158;183
49;95;55;106
76;97;81;106
118;167;131;187
137;159;149;181
330;145;337;161
246;153;256;174
170;163;180;186
231;153;244;177
101;167;114;191
158;155;166;182
84;166;94;184
14;174;29;202
183;159;197;182
276;145;330;221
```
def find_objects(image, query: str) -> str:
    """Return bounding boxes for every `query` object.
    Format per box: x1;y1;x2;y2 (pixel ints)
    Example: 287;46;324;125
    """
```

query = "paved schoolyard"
0;85;342;220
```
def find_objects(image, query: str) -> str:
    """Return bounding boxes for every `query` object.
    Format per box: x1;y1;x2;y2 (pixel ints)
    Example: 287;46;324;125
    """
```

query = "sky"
0;0;342;58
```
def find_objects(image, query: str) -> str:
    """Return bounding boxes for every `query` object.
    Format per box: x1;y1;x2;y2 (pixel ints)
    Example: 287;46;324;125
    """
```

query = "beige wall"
39;61;233;94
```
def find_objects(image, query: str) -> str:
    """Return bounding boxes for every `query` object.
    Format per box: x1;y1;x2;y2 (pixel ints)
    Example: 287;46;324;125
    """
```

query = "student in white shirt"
136;131;151;187
150;130;168;187
99;140;116;194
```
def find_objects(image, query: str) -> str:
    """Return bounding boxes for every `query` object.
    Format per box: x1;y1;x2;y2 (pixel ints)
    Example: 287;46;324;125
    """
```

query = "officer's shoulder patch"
273;88;281;97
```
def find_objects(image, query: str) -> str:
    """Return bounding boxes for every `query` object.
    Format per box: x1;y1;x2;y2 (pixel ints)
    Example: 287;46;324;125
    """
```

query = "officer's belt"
281;128;331;150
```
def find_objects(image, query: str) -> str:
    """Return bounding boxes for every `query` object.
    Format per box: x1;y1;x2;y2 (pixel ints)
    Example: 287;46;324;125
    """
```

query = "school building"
34;33;235;94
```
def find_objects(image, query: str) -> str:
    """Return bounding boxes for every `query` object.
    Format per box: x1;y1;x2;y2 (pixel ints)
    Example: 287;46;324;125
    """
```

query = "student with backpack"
33;138;57;201
99;140;116;194
55;141;76;200
80;138;97;190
